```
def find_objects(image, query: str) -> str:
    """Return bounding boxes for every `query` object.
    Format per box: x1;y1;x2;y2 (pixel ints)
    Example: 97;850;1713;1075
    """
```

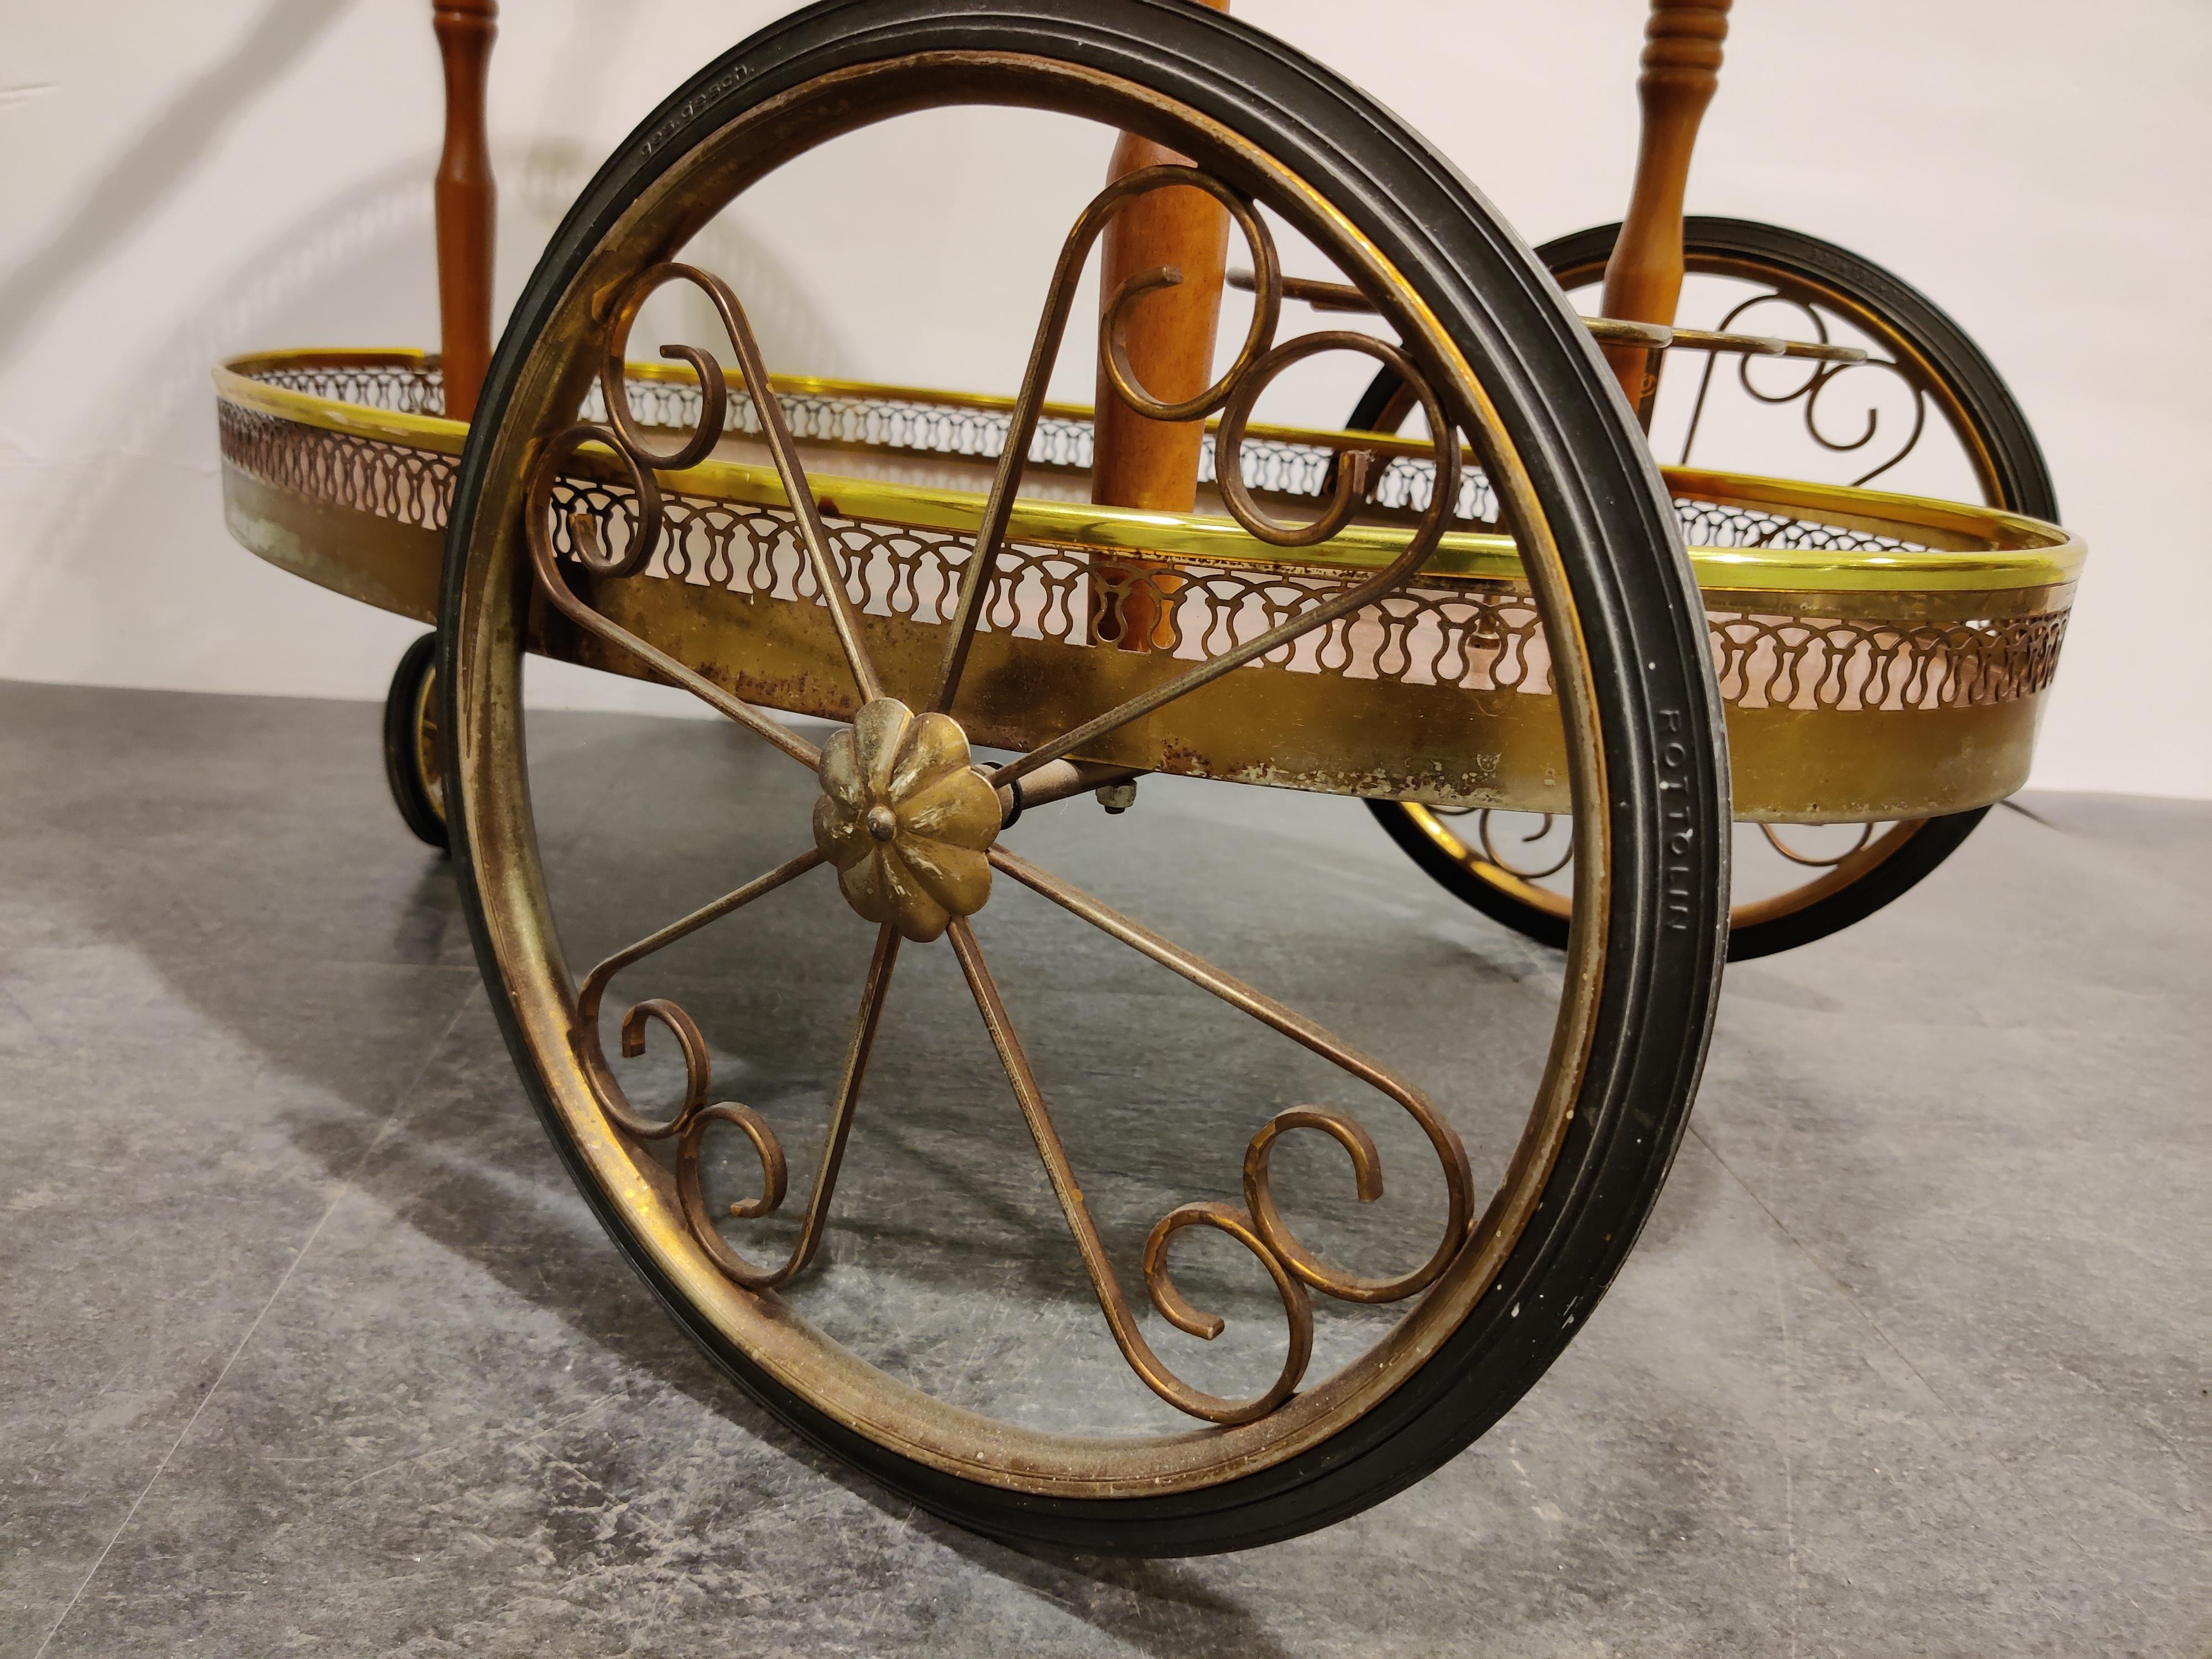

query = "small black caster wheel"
381;630;447;852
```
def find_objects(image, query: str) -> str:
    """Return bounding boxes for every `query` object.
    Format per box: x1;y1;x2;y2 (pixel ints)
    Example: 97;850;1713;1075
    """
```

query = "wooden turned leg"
1091;0;1232;651
431;0;498;422
1600;0;1730;425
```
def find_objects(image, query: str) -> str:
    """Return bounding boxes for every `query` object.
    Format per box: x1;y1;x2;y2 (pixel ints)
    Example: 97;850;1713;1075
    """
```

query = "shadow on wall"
0;0;351;372
0;117;846;692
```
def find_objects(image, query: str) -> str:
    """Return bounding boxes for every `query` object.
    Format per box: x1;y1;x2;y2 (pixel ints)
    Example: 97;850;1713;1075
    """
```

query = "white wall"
2;0;2204;796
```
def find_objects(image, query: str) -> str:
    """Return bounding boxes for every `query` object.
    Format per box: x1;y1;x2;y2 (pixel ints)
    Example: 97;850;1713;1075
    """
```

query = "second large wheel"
1363;218;2058;961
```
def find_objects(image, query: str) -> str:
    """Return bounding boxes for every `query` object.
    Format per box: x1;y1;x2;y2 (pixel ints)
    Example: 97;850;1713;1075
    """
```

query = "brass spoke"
946;917;1310;1425
928;166;1284;719
987;327;1460;793
678;921;902;1290
521;252;904;768
574;846;826;1139
989;846;1473;1305
984;531;1430;791
524;422;821;770
1479;811;1575;880
669;264;887;706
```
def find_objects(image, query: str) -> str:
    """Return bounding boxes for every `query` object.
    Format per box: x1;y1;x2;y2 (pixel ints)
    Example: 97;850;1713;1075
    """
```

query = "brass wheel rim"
451;53;1614;1498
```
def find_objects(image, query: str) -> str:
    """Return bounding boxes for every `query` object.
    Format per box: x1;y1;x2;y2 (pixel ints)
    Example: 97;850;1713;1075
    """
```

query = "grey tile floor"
2;680;2204;1657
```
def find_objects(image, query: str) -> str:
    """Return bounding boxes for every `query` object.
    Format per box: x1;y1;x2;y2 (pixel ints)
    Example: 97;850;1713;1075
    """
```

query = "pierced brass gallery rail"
215;349;2078;825
521;166;1475;1425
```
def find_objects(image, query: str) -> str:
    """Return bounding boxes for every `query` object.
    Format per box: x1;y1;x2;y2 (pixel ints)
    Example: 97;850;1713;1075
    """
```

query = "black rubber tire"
1361;217;2058;963
380;631;447;852
442;0;1728;1556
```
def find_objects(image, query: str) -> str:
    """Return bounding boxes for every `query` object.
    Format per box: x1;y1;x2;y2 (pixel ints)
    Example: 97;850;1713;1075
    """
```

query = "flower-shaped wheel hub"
812;698;999;942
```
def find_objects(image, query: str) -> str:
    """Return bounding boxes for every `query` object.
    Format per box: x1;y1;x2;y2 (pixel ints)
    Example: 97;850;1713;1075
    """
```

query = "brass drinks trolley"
214;0;2081;1552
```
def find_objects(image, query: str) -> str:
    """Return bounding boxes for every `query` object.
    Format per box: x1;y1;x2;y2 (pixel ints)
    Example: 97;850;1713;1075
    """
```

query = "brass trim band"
214;351;2084;597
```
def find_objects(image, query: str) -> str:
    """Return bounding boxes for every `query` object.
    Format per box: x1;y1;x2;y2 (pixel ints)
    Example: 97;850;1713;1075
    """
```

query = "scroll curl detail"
1762;821;1877;868
677;1104;795;1287
1681;290;1932;489
1141;1201;1314;1423
1479;811;1574;881
576;964;711;1140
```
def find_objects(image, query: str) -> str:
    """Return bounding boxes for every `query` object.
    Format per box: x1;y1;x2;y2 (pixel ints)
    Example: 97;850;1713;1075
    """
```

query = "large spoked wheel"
441;0;1725;1554
1363;218;2058;962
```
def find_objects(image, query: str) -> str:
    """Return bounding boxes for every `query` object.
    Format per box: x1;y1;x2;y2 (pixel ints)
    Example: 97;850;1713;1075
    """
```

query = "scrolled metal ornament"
574;975;711;1140
518;161;1485;1425
596;262;732;473
676;1103;793;1286
925;163;1283;713
1141;1200;1314;1421
991;846;1475;1311
1680;289;1930;488
973;185;1460;794
1762;821;1877;867
1480;811;1575;880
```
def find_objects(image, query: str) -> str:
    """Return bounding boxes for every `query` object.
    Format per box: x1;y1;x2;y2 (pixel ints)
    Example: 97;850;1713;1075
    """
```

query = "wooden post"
1091;0;1232;649
1599;0;1730;423
431;0;497;422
